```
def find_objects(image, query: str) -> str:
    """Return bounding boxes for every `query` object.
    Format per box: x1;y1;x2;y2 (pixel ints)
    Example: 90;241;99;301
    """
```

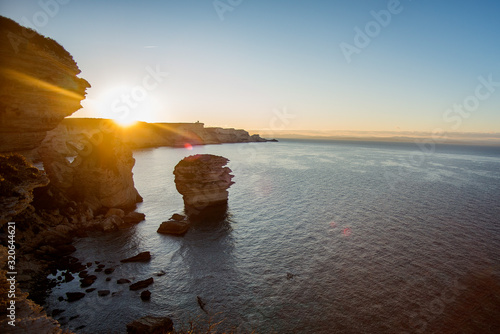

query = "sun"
112;113;139;127
92;84;166;127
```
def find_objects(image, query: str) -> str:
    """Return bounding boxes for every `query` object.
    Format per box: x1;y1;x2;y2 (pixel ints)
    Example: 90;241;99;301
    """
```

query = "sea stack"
173;154;234;219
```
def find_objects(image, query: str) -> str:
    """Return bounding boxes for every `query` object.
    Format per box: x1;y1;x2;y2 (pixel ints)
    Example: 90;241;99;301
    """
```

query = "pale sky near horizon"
1;0;500;133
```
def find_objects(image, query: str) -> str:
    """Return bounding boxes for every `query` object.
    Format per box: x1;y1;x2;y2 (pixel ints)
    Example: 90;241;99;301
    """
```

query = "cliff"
0;17;142;332
0;154;49;225
38;118;273;153
39;131;142;211
0;16;90;153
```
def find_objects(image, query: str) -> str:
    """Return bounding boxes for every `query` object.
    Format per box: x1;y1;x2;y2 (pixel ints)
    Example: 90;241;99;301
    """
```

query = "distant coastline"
251;130;500;147
45;118;276;154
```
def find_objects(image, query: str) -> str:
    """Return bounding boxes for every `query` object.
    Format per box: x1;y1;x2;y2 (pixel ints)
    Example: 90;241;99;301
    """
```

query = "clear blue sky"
1;0;500;133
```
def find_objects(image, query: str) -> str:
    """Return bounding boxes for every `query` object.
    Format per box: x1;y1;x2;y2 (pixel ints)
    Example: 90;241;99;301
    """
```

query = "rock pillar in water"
173;154;234;219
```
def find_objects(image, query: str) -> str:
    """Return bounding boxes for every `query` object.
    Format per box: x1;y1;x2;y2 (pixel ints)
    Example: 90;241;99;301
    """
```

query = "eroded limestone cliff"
40;131;142;211
0;17;142;332
0;16;90;153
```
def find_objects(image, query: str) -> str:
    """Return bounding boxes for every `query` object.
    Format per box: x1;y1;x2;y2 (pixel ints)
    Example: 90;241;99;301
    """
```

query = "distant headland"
55;118;276;149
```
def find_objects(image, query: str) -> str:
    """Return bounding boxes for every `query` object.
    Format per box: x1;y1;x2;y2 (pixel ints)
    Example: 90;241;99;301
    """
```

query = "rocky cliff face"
40;131;142;211
0;154;49;225
0;16;90;153
173;154;234;218
0;18;144;332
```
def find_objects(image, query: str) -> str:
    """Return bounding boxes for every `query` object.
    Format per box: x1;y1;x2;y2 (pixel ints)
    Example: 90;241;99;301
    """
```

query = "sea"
44;139;500;333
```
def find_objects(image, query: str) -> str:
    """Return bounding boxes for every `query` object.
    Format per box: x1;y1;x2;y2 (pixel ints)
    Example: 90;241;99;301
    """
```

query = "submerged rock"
173;154;234;219
66;292;85;302
126;316;173;334
104;268;115;275
153;270;166;277
120;251;151;263
80;275;97;288
129;277;154;291
98;290;110;297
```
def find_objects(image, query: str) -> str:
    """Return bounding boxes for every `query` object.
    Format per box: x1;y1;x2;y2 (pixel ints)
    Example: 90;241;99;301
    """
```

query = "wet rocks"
123;211;146;224
104;268;115;275
153;270;166;277
173;154;234;218
52;309;64;317
99;214;125;232
66;292;85;302
98;290;110;297
80;275;97;288
120;251;151;263
157;214;190;235
105;208;125;218
126;316;173;334
117;278;131;284
140;290;151;301
130;277;154;291
63;272;74;283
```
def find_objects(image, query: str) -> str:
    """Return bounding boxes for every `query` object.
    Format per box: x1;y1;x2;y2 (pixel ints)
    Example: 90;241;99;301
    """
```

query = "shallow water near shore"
45;140;500;333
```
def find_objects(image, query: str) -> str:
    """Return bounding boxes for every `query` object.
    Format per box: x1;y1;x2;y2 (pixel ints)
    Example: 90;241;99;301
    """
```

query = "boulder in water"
157;214;190;235
129;277;154;291
120;251;151;263
66;292;85;302
126;316;173;334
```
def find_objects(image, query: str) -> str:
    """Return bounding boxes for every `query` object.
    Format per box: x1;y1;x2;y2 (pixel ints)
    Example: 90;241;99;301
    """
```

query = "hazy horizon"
1;0;500;134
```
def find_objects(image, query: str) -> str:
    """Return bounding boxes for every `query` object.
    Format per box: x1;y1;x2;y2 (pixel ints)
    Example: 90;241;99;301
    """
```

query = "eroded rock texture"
0;153;48;225
0;16;90;153
173;154;234;218
40;132;142;211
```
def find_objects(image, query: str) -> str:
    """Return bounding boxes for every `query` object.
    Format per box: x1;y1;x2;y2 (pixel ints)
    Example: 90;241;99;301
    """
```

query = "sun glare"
93;84;166;127
112;115;138;127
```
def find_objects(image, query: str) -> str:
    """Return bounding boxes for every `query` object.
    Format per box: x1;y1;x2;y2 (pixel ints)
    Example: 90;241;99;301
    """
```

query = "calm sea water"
46;140;500;333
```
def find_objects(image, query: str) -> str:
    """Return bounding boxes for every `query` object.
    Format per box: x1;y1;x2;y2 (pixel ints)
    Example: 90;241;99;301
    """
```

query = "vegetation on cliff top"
0;15;73;63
